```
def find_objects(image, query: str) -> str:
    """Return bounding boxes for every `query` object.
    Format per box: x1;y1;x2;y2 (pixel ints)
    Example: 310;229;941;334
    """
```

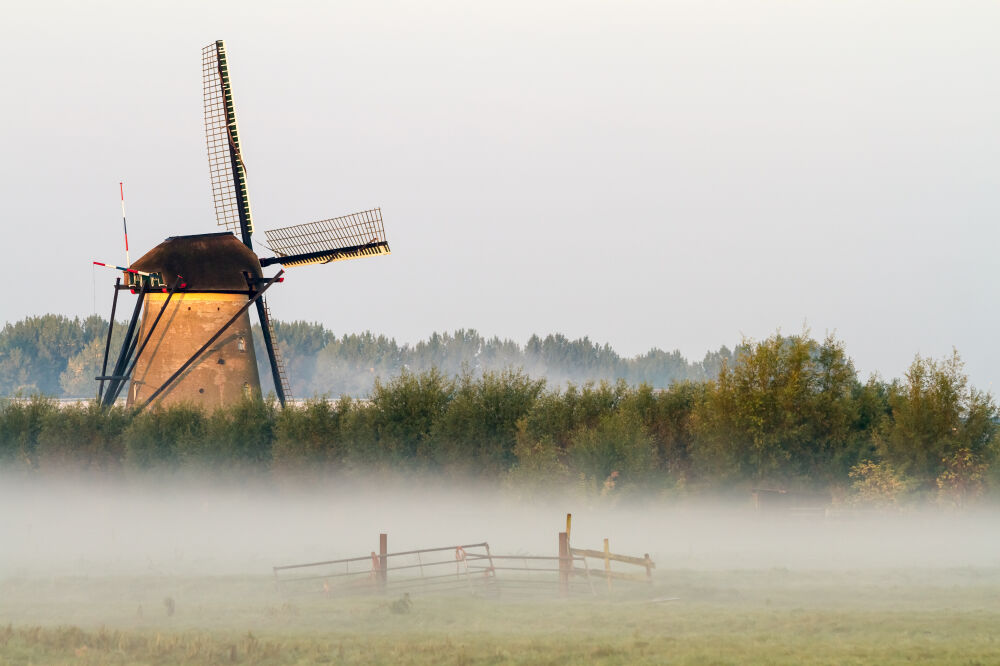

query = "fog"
3;474;999;579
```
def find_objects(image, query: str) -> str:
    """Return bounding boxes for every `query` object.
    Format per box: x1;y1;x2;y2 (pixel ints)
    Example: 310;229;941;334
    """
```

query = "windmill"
96;40;390;411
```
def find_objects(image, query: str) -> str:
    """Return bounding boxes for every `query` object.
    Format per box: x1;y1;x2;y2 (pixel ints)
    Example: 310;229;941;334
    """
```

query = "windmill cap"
130;233;263;291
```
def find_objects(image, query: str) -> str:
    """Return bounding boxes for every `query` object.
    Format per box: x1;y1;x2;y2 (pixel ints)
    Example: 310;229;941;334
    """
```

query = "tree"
369;368;453;465
878;350;997;493
569;408;658;493
431;369;544;474
35;401;129;472
848;460;906;508
691;332;861;487
60;323;126;398
0;396;58;469
123;403;206;470
273;398;345;472
0;315;101;396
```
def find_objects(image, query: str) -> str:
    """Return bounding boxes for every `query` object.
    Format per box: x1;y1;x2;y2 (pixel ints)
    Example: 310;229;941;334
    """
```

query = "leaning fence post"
558;531;570;598
379;533;388;591
644;552;652;583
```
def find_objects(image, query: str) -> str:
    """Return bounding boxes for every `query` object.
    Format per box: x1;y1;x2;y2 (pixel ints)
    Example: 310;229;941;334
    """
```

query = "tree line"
1;330;996;505
0;314;731;398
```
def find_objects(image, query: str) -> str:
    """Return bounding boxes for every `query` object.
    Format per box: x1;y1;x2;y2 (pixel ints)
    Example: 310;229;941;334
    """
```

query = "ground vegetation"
1;331;995;503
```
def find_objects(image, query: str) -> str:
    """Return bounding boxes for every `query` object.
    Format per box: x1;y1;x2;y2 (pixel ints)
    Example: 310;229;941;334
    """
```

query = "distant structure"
97;40;390;411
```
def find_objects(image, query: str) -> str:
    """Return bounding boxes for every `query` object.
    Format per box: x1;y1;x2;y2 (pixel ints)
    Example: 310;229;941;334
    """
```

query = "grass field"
2;568;999;664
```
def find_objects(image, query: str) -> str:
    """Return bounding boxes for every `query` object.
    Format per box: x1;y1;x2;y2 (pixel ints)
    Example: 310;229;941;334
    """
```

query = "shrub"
936;448;987;508
181;397;275;469
123;403;206;470
0;395;58;469
369;368;453;465
35;401;128;472
569;408;658;492
848;460;907;508
273;398;344;472
431;369;544;474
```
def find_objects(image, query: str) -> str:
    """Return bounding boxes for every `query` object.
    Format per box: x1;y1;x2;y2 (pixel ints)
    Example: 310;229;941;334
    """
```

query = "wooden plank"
572;568;650;583
570;548;656;569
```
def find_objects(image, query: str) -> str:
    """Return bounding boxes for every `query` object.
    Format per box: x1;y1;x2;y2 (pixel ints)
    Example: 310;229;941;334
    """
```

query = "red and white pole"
92;261;153;277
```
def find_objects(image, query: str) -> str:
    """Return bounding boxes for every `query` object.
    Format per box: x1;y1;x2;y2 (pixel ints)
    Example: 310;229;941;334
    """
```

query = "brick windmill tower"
97;41;390;411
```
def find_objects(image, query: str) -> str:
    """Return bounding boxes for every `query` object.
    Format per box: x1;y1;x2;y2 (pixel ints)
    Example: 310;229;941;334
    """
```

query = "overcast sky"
1;0;997;389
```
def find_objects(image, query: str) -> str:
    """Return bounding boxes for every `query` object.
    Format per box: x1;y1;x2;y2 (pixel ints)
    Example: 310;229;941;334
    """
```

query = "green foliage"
60;323;126;397
194;397;277;468
431;369;545;474
848;460;907;508
0;315;106;396
639;381;704;482
0;333;995;502
517;380;630;452
878;350;997;493
35;401;129;472
569;408;658;492
0;395;58;468
123;403;206;469
4;314;726;399
691;333;865;488
310;332;403;398
936;447;988;508
369;368;453;465
273;398;347;472
507;430;573;493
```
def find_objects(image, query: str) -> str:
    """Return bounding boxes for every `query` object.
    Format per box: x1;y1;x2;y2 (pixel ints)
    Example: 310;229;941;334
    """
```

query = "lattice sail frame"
203;40;253;237
263;208;390;267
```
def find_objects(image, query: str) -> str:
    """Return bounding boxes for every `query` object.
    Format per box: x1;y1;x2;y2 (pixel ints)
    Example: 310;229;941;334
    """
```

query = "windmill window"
199;388;205;394
217;358;225;365
237;336;246;352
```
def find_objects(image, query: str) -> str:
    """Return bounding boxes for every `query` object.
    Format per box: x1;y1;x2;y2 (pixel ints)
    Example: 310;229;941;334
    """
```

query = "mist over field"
3;473;999;578
4;471;1000;663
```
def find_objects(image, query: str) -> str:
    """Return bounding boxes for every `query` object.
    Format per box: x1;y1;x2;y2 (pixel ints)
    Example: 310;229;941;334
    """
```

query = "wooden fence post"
558;531;569;598
379;532;388;591
603;538;612;592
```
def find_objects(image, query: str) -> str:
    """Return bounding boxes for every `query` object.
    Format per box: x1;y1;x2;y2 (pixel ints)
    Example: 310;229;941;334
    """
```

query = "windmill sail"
203;40;254;245
260;208;390;267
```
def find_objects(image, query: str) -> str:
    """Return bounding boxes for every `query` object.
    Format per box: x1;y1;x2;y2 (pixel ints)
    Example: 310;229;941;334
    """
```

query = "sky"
0;0;997;390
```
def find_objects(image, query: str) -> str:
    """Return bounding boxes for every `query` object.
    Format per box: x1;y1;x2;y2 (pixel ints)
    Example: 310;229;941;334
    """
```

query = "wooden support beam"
604;538;612;592
558;531;569;598
379;532;388;591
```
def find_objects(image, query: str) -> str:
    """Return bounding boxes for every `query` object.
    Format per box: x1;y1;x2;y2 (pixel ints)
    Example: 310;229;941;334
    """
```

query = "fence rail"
272;518;657;600
273;540;497;597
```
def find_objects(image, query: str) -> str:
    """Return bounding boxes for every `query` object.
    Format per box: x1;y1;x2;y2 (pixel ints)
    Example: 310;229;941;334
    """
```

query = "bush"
847;460;907;508
568;408;658;493
123;403;206;470
273;398;345;472
35;401;128;472
879;351;997;492
369;368;453;466
431;369;545;474
0;395;58;469
936;448;987;508
180;397;276;469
